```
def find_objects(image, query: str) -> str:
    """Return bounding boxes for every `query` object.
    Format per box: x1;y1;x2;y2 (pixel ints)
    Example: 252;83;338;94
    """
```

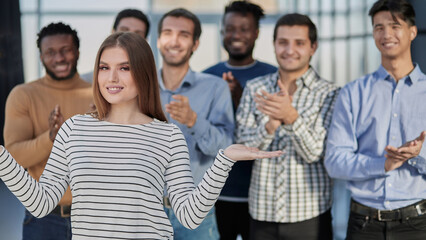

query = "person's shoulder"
341;72;377;92
8;78;45;97
314;78;340;100
150;120;184;137
194;71;227;87
256;61;277;71
195;71;223;80
203;62;226;74
67;114;97;124
315;76;338;91
246;72;276;87
71;113;95;120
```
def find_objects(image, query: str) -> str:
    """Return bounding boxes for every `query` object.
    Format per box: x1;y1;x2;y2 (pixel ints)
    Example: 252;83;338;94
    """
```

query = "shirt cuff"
258;122;275;140
216;149;236;171
0;146;6;161
0;147;11;177
281;115;303;135
184;117;208;140
408;156;426;174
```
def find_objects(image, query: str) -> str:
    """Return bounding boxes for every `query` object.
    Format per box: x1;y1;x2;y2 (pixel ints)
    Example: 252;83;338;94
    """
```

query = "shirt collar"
158;68;195;91
296;66;318;90
376;63;426;85
224;60;258;70
408;64;426;85
273;66;318;90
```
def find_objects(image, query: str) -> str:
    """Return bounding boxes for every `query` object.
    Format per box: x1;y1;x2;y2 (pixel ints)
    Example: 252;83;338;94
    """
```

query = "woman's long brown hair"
92;32;167;122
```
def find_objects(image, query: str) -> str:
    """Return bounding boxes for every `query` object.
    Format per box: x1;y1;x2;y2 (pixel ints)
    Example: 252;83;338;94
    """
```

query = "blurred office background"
1;0;425;239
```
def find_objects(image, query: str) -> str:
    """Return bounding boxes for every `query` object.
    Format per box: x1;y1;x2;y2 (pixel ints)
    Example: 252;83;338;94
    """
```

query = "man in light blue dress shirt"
156;8;234;240
325;0;426;239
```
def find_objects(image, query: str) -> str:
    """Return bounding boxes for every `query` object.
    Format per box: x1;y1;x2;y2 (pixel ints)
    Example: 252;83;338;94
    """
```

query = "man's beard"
161;50;192;68
43;62;78;81
225;45;254;61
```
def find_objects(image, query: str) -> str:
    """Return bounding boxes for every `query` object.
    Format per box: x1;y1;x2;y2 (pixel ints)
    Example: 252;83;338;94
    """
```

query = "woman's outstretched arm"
165;125;282;229
0;119;72;218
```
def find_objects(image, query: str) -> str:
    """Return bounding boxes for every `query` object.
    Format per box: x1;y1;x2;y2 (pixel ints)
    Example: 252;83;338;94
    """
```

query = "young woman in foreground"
0;32;282;239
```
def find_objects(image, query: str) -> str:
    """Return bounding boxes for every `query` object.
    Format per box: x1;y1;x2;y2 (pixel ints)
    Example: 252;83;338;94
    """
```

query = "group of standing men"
3;0;426;240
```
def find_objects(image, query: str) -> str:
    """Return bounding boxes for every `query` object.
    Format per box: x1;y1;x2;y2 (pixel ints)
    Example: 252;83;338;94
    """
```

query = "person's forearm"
5;130;53;168
0;146;62;218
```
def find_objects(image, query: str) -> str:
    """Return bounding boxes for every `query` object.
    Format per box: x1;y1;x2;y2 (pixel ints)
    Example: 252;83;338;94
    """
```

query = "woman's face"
97;46;139;108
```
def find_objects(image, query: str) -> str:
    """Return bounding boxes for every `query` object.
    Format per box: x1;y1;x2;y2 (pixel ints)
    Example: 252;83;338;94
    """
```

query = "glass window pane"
152;0;278;14
277;0;296;13
349;11;365;35
254;0;279;14
318;41;333;81
335;14;347;37
335;0;347;12
189;24;220;71
349;38;364;81
310;15;320;29
41;0;148;12
153;0;225;13
367;0;377;9
20;0;37;12
253;24;276;67
366;19;373;32
21;15;40;82
334;40;347;86
350;0;364;11
310;49;320;70
366;39;381;73
297;0;310;13
308;0;320;14
321;0;333;12
319;15;332;38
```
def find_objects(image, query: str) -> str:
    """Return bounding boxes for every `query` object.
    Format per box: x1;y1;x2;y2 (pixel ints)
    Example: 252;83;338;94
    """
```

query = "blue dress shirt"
325;64;426;210
158;68;234;185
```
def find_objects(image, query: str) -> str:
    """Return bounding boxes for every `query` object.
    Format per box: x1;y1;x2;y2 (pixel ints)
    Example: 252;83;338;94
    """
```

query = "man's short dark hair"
113;9;150;38
158;8;202;42
223;1;265;29
273;13;317;44
36;22;79;52
368;0;415;26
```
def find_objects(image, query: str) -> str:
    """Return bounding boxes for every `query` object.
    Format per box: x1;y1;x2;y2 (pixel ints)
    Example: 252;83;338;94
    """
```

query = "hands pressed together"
254;80;298;134
222;71;243;107
384;131;426;172
48;105;64;142
165;95;197;128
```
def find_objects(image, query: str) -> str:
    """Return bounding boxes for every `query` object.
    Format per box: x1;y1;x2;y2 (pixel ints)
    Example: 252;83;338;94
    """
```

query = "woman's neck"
106;103;152;125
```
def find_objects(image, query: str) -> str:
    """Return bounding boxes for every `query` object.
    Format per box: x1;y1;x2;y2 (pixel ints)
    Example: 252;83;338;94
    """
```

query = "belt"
51;205;71;218
163;196;172;208
350;199;426;221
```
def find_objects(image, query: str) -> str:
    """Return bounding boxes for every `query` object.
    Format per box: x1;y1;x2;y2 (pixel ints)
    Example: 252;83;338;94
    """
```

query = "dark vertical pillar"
0;0;24;145
0;3;25;239
410;0;426;71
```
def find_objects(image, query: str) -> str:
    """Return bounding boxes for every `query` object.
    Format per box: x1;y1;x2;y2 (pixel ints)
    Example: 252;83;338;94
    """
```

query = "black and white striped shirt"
236;68;339;223
0;114;234;239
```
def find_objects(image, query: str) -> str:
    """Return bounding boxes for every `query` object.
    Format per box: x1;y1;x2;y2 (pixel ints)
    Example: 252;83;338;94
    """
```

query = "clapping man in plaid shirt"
236;13;339;240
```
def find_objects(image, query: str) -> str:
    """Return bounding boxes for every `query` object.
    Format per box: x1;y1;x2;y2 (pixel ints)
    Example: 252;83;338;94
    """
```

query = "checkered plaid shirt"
236;67;339;222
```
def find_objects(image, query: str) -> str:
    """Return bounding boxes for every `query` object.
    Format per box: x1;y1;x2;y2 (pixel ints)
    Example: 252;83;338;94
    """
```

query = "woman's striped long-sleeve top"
0;114;235;239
